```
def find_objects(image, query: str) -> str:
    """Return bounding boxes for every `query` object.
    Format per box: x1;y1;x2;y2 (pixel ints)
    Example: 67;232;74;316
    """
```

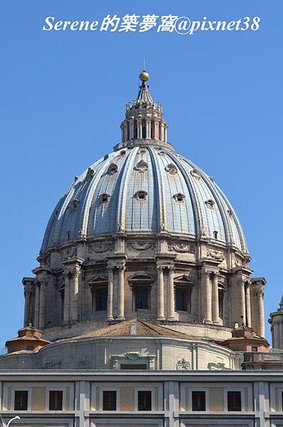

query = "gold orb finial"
139;70;149;82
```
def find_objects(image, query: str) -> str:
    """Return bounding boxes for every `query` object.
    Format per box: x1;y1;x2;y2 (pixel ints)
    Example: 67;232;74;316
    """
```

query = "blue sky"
0;0;282;347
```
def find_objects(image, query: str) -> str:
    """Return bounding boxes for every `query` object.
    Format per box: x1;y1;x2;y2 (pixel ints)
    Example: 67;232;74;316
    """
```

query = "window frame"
46;386;66;411
14;390;29;411
100;386;120;411
134;386;156;411
191;390;206;411
48;390;64;411
224;388;244;412
102;390;117;411
227;390;242;412
134;285;150;311
137;390;152;411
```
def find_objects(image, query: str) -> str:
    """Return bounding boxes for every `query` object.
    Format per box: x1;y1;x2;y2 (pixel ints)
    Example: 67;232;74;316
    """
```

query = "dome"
23;70;266;344
41;145;247;254
41;71;247;256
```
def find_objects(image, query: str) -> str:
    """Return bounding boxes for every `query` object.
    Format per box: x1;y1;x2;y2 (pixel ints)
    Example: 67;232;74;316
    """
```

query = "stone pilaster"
117;262;126;320
157;265;165;320
70;265;81;322
168;266;175;320
258;288;265;337
202;271;212;323
34;281;40;328
23;279;33;327
107;266;114;321
63;271;70;324
39;280;47;329
245;281;252;327
212;272;219;324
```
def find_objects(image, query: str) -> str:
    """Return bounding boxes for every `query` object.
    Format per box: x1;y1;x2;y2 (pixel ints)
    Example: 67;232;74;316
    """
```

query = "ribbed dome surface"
41;145;247;254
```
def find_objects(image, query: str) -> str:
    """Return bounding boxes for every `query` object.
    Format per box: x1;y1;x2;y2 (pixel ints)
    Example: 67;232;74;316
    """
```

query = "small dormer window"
107;163;118;175
87;168;94;177
213;231;218;239
173;193;185;202
120;150;126;156
190;169;201;179
165;163;177;175
134;160;148;173
205;199;215;209
227;209;233;217
71;199;80;208
100;193;110;203
135;191;148;201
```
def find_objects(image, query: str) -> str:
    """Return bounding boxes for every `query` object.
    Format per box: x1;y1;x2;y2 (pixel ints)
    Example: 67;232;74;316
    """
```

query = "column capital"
117;262;126;271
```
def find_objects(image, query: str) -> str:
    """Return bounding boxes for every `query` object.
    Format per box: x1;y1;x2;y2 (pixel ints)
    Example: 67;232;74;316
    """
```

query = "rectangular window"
95;288;108;311
14;390;28;410
138;390;152;411
120;363;147;370
175;288;186;311
49;390;63;410
192;391;206;411
135;287;149;310
227;391;242;411
103;390;117;410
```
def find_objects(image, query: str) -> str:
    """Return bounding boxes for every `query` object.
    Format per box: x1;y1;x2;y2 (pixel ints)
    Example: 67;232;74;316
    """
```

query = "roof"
41;145;247;254
58;319;193;342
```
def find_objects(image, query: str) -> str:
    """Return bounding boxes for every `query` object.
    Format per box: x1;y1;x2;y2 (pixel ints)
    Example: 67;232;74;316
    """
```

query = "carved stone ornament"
165;163;178;175
168;241;194;254
78;358;92;368
61;247;77;261
207;362;227;371
125;352;141;360
177;358;190;370
134;160;148;173
207;249;225;261
89;241;114;253
128;241;154;251
44;358;61;369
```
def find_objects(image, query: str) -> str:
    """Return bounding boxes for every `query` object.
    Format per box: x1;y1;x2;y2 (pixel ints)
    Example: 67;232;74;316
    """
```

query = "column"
137;119;142;139
202;271;212;323
258;289;265;337
154;121;159;140
157;266;165;320
146;120;151;139
168;266;175;320
239;279;246;326
117;263;125;320
39;280;47;329
70;266;80;322
212;273;219;324
107;267;114;321
63;271;70;323
160;123;165;141
129;120;134;140
23;285;31;326
164;126;168;142
245;282;252;327
34;282;40;328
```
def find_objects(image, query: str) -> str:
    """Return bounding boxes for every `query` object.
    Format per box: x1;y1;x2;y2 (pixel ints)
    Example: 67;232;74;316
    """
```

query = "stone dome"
41;145;247;255
22;71;266;344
